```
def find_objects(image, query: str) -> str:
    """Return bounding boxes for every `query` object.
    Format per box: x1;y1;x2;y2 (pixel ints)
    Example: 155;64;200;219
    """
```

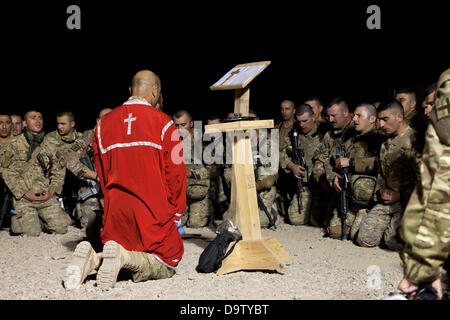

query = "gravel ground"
1;218;430;301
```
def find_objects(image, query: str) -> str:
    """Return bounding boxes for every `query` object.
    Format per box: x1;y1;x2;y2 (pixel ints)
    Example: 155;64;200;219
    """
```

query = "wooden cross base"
216;237;292;275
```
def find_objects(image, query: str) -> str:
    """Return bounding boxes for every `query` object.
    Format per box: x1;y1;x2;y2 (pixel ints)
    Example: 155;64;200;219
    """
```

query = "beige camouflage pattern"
399;120;450;282
375;126;421;208
11;196;70;236
128;252;175;282
326;127;381;238
355;125;421;248
1;133;69;236
279;122;324;225
312;121;357;185
1;133;66;199
181;132;214;228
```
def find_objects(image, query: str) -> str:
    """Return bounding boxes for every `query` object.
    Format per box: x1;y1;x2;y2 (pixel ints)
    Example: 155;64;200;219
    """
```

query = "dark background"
2;1;448;132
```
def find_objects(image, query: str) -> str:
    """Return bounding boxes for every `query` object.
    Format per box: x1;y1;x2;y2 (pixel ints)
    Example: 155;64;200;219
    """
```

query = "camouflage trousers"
128;252;175;283
357;202;404;250
399;124;450;284
222;186;277;228
288;187;313;226
326;202;370;240
181;196;214;228
11;196;71;236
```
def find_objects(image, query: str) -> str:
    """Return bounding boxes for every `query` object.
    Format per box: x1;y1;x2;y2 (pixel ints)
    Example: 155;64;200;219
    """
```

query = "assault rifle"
335;145;350;240
0;178;13;229
79;155;102;207
291;130;307;216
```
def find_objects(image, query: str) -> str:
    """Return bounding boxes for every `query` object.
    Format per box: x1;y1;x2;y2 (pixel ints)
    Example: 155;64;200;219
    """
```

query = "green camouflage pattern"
312;121;357;185
375;126;421;208
279;122;325;225
357;202;403;250
128;252;175;282
182;132;213;228
1;133;66;199
11;196;70;236
400;123;450;283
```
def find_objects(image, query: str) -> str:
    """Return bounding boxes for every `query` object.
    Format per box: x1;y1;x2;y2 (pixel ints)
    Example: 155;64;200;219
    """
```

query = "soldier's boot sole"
64;241;101;290
97;240;126;289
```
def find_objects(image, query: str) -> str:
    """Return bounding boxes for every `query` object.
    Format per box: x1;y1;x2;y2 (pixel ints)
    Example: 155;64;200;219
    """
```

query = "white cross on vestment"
124;113;137;135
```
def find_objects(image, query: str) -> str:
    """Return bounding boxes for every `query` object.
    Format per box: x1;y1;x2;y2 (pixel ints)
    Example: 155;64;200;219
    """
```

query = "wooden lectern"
205;61;291;275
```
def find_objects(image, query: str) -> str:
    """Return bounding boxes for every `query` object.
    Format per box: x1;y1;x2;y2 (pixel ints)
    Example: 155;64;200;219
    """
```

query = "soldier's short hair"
281;100;295;109
57;111;75;122
295;103;314;117
10;114;22;120
356;103;377;118
423;82;437;97
173;110;192;121
328;97;349;111
0;113;11;119
377;100;404;118
395;87;416;101
24;109;43;120
303;96;322;106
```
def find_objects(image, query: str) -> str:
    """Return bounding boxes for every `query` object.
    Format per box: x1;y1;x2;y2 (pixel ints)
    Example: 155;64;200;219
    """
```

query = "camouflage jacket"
375;126;421;208
1;133;66;199
312;120;356;185
44;129;91;179
0;139;11;179
183;130;210;182
279;121;325;182
274;121;293;152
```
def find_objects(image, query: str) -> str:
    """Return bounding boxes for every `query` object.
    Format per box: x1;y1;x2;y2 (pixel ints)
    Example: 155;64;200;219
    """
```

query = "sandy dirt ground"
3;218;440;301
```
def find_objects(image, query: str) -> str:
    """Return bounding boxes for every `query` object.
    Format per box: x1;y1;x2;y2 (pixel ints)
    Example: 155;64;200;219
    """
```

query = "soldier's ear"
70;121;75;128
369;115;377;124
22;120;27;128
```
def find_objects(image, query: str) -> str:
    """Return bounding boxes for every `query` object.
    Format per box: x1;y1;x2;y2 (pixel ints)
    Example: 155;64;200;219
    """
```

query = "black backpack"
196;230;241;273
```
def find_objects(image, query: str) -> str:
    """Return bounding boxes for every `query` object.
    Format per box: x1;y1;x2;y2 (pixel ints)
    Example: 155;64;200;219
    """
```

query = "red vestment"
93;99;186;268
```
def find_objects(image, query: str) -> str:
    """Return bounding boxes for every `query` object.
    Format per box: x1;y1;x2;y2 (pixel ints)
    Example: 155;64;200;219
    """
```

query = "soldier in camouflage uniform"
69;108;112;228
0;114;12;162
275;100;297;218
279;104;325;226
43;111;98;226
328;103;385;239
357;100;422;251
0;114;13;228
174;110;214;228
312;98;357;230
398;68;450;300
1;110;70;236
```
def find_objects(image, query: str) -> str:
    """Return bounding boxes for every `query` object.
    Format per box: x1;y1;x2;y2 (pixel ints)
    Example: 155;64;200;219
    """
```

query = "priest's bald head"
129;70;161;107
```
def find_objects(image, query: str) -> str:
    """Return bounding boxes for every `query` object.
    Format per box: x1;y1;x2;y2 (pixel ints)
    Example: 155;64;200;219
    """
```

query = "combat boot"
64;241;102;290
97;240;147;289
